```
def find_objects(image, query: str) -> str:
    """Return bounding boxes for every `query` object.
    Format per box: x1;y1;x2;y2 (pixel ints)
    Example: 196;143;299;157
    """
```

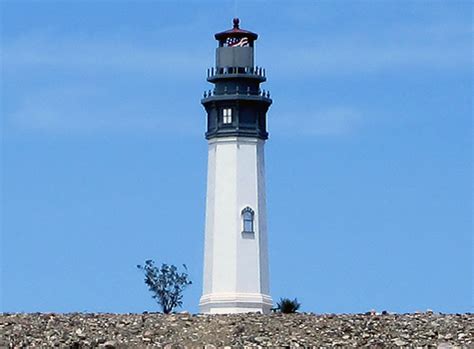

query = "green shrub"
276;297;301;313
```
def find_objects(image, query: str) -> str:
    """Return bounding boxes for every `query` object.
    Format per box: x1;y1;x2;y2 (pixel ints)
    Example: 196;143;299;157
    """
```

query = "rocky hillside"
1;312;472;347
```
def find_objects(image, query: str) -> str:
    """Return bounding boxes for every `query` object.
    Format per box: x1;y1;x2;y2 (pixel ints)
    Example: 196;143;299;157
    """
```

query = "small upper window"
223;108;232;124
242;207;254;233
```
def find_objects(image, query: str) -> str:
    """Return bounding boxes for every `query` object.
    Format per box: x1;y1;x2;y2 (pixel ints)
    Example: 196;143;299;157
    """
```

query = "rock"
394;338;407;346
75;328;86;339
254;336;269;343
0;312;472;347
143;330;153;337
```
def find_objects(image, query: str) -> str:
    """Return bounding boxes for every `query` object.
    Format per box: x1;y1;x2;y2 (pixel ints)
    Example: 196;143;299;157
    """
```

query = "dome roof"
214;18;258;41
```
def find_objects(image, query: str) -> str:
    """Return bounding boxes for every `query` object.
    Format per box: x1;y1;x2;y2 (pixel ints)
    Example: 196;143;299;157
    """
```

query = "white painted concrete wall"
200;137;272;314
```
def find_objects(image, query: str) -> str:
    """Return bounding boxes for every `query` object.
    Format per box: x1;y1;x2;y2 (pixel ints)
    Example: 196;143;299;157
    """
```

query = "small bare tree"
137;260;192;314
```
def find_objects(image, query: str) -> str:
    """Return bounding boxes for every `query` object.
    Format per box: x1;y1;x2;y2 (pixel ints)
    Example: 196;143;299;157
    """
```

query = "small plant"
137;260;192;314
276;297;301;313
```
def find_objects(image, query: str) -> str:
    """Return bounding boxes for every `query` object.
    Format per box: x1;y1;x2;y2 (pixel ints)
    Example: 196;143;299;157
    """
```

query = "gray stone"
394;338;408;346
254;336;269;343
100;341;117;348
0;312;472;347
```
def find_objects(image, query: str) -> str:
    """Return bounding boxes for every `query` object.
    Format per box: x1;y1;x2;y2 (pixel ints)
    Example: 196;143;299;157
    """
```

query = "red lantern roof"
214;18;258;41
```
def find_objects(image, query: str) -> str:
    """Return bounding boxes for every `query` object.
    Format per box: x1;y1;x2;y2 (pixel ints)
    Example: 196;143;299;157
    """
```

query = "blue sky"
1;1;472;314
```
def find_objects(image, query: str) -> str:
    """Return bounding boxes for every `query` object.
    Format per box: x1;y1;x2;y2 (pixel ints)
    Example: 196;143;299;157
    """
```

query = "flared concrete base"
199;293;273;314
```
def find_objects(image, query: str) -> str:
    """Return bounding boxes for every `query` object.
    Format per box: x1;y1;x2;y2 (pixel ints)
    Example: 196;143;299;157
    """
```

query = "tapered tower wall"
200;137;271;313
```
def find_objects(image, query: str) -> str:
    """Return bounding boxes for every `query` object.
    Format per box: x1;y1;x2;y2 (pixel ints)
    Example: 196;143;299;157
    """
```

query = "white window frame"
223;108;232;124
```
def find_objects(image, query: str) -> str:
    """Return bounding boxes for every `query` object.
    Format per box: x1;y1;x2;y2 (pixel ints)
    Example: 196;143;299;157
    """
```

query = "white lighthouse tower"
199;18;273;314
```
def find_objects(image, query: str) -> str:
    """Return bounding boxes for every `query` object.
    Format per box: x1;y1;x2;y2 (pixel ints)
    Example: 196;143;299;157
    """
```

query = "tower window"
242;207;255;233
223;108;232;124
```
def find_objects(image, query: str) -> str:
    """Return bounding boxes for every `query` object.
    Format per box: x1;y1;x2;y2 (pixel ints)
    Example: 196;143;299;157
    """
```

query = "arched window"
241;207;254;233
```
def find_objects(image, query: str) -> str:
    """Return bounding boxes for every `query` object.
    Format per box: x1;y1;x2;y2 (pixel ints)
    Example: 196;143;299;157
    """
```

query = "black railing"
206;66;266;78
203;88;270;99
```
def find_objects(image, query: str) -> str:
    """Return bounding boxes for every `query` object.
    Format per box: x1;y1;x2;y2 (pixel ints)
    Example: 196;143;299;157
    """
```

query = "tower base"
199;293;273;314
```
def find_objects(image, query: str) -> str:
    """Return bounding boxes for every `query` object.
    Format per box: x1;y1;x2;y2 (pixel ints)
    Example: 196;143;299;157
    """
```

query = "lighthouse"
199;18;273;314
